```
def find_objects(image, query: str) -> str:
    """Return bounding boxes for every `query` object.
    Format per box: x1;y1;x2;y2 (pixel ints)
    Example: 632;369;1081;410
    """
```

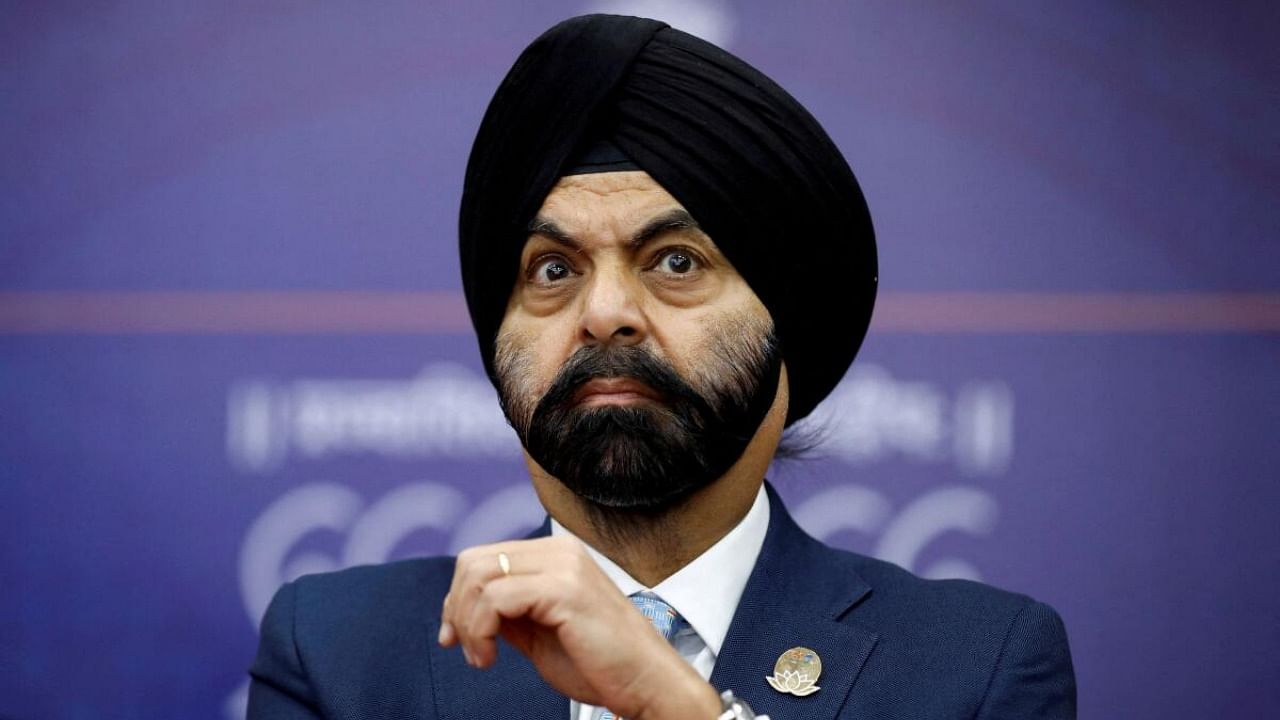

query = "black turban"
459;14;877;425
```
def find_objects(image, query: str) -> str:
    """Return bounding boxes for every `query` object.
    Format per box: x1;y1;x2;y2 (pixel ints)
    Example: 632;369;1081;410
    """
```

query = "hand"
438;536;721;720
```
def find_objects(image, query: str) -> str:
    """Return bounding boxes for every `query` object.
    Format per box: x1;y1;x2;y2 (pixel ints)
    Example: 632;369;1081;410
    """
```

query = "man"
248;14;1076;720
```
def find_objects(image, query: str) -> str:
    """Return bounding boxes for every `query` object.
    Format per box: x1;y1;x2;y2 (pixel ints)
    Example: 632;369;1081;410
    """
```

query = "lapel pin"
766;646;822;696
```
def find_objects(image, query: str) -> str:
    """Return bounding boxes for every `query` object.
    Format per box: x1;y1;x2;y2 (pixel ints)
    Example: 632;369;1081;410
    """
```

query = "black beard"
498;323;782;514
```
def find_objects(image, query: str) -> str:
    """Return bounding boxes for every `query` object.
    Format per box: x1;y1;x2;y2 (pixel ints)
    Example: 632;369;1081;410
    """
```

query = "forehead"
535;170;683;230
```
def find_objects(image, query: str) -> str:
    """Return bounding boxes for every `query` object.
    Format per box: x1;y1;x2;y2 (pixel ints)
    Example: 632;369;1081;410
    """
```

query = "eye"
528;255;575;285
654;248;699;275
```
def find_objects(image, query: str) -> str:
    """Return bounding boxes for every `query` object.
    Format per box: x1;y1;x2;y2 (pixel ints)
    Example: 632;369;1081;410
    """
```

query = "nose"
578;266;646;347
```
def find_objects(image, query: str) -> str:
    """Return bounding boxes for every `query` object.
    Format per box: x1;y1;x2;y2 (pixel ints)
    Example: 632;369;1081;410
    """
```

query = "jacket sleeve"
974;600;1077;720
247;580;324;719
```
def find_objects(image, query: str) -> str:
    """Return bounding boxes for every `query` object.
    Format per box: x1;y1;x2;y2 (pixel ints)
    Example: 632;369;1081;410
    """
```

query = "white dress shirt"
550;485;771;720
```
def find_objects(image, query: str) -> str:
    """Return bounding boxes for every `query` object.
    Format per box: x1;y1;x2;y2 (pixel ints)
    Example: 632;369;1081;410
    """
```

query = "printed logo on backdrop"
223;361;1013;719
227;362;1013;476
807;364;1015;477
226;363;521;473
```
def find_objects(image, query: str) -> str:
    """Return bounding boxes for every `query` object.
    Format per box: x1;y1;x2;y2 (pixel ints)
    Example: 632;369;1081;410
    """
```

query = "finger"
463;537;581;582
438;594;457;646
460;574;552;667
443;537;587;656
443;545;512;648
459;573;568;669
444;537;579;623
448;541;532;605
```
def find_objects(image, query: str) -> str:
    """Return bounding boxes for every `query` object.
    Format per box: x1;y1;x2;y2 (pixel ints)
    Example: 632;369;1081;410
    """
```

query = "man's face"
494;171;782;511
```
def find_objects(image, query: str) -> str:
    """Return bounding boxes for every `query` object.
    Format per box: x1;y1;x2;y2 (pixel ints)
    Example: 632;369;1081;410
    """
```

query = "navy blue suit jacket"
248;485;1076;719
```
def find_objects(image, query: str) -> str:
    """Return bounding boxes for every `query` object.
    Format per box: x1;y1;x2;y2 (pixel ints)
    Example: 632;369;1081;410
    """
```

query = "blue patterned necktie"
597;594;684;720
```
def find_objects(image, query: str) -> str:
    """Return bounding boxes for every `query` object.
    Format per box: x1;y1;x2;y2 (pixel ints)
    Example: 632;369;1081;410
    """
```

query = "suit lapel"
710;484;879;720
426;626;568;720
425;519;568;720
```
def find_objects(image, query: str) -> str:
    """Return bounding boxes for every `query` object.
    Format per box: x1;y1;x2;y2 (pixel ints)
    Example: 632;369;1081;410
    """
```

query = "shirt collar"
549;484;770;658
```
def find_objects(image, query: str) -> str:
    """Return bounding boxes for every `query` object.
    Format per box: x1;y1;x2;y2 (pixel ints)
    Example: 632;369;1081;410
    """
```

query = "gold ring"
497;551;511;577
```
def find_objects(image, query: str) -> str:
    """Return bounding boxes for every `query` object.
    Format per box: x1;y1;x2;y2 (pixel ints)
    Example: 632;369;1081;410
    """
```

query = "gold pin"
766;646;822;696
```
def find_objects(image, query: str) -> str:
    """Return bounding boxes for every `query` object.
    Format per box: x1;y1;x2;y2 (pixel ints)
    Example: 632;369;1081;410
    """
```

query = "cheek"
496;316;574;398
678;306;776;392
647;312;715;377
528;343;566;396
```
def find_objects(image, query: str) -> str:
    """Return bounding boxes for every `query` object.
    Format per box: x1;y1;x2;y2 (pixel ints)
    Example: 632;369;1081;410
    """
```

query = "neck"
527;368;788;587
531;465;763;586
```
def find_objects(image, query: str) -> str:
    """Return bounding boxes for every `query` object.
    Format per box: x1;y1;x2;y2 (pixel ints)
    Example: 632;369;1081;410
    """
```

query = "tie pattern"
597;594;684;720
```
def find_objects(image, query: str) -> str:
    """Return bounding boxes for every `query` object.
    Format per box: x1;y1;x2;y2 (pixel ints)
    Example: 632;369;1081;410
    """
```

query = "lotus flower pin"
765;647;822;696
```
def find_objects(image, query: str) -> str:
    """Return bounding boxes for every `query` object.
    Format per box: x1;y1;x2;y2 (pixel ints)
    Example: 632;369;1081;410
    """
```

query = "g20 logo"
238;481;544;626
237;481;997;628
791;485;998;582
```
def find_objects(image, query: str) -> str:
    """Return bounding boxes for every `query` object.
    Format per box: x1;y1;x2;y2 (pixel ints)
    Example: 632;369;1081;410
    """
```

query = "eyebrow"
629;209;701;249
526;217;580;251
526;208;703;252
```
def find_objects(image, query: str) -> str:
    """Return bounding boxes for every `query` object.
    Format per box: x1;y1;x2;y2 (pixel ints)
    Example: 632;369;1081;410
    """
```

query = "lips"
572;377;663;407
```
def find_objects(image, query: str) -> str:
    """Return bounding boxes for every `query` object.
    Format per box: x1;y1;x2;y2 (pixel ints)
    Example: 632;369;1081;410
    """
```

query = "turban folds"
459;14;877;425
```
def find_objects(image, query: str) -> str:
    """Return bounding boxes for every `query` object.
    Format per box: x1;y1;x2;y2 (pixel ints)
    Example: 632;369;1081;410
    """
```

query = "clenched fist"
438;536;721;720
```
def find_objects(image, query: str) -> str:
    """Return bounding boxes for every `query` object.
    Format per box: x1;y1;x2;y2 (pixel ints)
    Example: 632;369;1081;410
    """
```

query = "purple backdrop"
4;1;1278;718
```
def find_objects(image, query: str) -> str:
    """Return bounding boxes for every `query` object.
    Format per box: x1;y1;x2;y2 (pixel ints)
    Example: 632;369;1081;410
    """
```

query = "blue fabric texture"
247;483;1077;719
627;593;683;642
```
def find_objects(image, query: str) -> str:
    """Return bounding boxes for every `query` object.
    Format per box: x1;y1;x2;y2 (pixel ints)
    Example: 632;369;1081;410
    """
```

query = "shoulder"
249;557;458;715
837;548;1069;660
289;556;456;619
261;556;456;662
847;551;1046;628
831;550;1076;717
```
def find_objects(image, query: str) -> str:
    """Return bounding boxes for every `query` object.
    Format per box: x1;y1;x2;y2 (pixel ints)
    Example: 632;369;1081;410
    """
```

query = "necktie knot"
629;593;682;642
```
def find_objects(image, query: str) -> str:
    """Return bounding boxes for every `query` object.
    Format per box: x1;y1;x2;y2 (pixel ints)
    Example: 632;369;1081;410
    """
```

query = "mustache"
536;344;717;424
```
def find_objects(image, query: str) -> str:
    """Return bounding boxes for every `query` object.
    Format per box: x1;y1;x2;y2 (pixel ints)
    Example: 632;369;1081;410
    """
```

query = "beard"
495;313;782;515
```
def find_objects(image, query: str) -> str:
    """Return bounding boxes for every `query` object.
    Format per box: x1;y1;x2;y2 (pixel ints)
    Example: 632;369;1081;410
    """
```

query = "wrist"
631;661;720;720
